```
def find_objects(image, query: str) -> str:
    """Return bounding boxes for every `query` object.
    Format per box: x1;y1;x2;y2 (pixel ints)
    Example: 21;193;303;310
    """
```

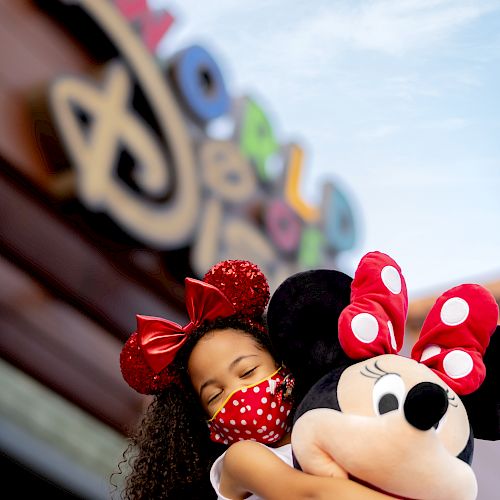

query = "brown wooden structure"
0;1;188;497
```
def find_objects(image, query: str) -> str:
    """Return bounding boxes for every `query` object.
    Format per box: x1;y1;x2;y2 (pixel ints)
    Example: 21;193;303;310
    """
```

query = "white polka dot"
228;436;234;441
257;409;263;415
221;408;225;413
271;402;276;408
238;437;244;441
286;410;290;416
215;434;220;440
443;350;474;379
420;344;442;362
245;430;252;434
381;266;402;294
262;426;267;431
246;405;251;410
276;419;280;425
219;418;224;423
233;400;239;406
261;397;268;404
250;438;256;441
280;406;284;412
266;387;271;393
388;321;397;350
234;429;240;433
269;431;275;436
223;439;228;444
267;414;272;420
230;419;236;425
223;427;229;432
240;407;246;413
241;420;246;425
241;388;247;393
351;313;379;343
253;419;257;425
253;386;260;393
257;429;264;433
281;422;285;428
441;297;470;326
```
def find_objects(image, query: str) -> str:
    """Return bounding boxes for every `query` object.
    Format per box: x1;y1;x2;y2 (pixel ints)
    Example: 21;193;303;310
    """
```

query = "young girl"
117;260;395;499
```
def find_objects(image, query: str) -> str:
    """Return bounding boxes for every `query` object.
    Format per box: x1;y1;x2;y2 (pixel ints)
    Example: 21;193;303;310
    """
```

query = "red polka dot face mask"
207;366;295;445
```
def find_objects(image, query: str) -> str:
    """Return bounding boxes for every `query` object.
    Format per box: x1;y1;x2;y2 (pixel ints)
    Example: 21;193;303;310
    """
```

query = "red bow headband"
120;260;270;394
137;278;235;372
338;252;499;395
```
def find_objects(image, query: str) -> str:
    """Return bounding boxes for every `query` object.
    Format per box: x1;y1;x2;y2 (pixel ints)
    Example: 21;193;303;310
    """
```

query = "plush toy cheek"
291;408;478;500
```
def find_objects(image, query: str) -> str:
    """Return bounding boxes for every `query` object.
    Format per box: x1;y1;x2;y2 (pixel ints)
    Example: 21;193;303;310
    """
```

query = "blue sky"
153;0;500;299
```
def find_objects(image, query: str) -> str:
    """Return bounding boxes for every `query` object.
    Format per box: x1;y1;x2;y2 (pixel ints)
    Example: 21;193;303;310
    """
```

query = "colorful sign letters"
41;0;356;289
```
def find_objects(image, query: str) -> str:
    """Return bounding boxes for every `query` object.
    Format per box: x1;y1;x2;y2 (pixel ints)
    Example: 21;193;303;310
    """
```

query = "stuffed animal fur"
267;251;500;500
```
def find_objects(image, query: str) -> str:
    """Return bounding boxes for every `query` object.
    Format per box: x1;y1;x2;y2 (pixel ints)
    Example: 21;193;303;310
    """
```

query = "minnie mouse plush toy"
267;251;500;500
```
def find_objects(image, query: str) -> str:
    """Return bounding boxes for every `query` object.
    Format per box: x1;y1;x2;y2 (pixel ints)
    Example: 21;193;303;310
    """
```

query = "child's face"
188;328;277;417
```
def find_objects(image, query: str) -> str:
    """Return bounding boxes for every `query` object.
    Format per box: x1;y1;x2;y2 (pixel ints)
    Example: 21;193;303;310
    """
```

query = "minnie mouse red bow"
138;278;236;373
338;251;499;395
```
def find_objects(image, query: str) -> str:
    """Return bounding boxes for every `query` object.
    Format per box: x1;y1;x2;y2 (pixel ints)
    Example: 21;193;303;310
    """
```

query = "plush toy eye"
373;373;406;415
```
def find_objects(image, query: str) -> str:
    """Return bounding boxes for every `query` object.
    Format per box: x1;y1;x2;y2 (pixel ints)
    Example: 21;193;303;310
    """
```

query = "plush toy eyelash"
445;388;459;408
360;361;460;408
360;360;397;380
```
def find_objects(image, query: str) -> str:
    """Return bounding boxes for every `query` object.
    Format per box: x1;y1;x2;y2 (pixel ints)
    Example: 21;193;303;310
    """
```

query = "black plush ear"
461;325;500;440
266;269;354;402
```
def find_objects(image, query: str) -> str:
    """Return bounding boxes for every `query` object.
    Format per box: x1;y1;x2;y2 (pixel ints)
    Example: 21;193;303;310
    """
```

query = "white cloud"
245;0;500;81
419;117;468;130
359;124;399;140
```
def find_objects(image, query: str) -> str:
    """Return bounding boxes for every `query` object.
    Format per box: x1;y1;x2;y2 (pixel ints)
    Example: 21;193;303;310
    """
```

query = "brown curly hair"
114;316;278;499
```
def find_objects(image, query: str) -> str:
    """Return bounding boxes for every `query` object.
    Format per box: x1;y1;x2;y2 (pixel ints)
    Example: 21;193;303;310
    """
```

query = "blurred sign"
38;0;356;288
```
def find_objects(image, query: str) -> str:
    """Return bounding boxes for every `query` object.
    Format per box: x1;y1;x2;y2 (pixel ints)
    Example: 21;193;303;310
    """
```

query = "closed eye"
208;391;223;404
241;367;257;378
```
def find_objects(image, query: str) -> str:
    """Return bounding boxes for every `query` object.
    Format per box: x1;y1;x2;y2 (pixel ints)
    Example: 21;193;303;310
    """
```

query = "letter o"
170;44;230;123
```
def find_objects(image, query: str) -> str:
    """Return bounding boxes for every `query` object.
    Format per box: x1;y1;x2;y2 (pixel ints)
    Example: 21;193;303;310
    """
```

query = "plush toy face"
292;354;477;500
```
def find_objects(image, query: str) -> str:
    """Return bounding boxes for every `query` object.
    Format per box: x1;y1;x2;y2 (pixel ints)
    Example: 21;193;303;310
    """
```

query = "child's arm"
219;440;396;500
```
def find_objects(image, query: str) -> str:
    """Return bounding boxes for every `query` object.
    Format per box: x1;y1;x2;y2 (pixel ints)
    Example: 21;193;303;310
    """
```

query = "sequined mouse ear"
119;328;180;395
203;260;270;318
338;251;408;359
411;284;499;395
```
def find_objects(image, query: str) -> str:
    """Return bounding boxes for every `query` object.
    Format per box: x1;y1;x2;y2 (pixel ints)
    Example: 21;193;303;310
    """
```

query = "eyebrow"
199;354;258;398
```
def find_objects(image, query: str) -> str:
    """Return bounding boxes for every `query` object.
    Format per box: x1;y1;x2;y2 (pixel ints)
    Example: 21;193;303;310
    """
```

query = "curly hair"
115;316;278;499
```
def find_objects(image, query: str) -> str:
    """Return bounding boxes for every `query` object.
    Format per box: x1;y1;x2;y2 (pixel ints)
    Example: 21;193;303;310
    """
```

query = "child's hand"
298;445;348;479
291;409;349;478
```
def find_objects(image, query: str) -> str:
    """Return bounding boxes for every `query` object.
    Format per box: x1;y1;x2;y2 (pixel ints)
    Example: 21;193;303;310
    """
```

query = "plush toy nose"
403;382;449;431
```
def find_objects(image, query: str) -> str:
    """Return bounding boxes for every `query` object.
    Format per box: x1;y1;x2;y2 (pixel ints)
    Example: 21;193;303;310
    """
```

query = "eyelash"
207;367;258;404
208;392;221;404
445;388;458;407
360;360;394;380
241;367;257;378
360;361;458;407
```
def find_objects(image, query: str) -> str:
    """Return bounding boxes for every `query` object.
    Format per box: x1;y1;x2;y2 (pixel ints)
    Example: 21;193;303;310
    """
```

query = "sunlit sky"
153;0;500;299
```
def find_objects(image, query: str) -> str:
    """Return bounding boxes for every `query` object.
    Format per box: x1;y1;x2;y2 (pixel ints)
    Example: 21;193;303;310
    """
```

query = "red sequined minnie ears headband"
338;252;499;395
120;260;270;394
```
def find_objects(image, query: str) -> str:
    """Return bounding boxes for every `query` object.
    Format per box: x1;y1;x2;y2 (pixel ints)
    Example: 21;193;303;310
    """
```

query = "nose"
403;382;449;431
